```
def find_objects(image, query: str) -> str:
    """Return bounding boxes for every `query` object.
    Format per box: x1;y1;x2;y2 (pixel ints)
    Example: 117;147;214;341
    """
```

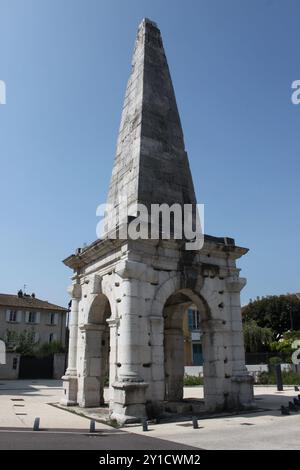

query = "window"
192;311;200;330
49;313;58;325
192;343;203;366
26;311;40;324
188;308;200;331
6;310;21;322
8;310;17;322
28;312;36;323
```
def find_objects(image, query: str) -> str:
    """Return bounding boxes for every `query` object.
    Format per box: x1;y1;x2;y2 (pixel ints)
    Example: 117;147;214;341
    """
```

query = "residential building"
0;290;68;347
183;305;203;366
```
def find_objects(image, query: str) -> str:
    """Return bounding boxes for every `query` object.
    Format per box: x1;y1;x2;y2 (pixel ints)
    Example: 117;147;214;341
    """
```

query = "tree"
243;295;300;340
5;329;37;356
270;330;300;362
37;341;65;357
243;320;273;352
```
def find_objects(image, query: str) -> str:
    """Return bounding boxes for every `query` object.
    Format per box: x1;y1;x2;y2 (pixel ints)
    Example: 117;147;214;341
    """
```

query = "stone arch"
150;274;181;317
77;293;112;407
86;293;111;325
151;274;210;319
162;288;212;403
149;279;214;404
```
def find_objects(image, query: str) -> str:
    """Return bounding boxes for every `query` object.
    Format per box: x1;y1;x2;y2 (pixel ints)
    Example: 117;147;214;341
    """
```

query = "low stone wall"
184;366;204;377
0;353;66;380
184;364;296;380
0;353;20;379
53;353;66;379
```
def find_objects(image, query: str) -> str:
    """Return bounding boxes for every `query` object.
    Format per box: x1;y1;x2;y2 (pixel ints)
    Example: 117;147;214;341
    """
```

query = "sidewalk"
0;380;111;432
126;386;300;450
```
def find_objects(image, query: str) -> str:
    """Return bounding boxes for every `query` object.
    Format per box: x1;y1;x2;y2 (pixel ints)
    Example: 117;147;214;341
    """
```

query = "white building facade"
0;292;67;346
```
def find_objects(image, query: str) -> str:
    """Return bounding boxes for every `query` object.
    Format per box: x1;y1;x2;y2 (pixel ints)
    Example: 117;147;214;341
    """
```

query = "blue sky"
0;0;299;307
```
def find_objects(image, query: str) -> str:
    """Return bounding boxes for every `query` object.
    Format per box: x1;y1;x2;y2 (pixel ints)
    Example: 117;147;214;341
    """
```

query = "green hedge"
184;375;204;386
256;370;300;385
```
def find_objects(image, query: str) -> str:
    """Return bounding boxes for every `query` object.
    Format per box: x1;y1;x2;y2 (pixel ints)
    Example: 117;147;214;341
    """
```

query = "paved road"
1;381;300;449
0;429;197;450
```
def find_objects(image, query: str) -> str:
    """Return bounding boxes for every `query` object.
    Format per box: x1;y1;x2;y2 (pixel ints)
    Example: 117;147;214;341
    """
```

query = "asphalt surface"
0;429;198;450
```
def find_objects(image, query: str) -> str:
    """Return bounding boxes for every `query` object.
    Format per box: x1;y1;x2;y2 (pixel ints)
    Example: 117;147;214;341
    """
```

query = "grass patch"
183;375;204;386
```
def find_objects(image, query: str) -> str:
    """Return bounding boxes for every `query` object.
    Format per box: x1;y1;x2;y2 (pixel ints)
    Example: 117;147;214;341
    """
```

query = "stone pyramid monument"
62;19;253;424
106;19;196;220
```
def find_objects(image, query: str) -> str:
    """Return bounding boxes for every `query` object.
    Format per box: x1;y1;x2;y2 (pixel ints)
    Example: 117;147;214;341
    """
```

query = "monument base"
230;374;254;408
61;375;78;406
110;381;148;424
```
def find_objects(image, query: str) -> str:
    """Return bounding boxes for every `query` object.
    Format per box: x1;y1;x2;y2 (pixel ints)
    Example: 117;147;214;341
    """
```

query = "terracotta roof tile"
0;294;68;312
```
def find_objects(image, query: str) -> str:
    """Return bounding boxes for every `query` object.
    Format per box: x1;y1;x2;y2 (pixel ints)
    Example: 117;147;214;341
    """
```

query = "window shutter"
54;313;59;325
17;311;22;323
25;311;29;323
196;311;200;330
6;310;10;322
188;309;194;330
35;312;40;324
53;333;57;342
34;332;39;343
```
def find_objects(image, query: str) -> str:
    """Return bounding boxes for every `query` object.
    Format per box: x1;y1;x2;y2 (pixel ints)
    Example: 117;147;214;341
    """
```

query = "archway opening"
87;294;111;406
163;289;210;409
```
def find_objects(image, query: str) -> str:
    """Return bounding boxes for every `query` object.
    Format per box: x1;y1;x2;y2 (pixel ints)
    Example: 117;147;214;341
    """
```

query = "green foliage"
5;329;65;357
5;329;37;356
5;329;19;351
270;330;300;362
268;356;282;365
270;340;293;362
36;341;65;357
256;369;300;385
283;330;300;341
243;320;273;352
255;371;270;385
104;375;109;387
243;295;300;340
184;375;204;386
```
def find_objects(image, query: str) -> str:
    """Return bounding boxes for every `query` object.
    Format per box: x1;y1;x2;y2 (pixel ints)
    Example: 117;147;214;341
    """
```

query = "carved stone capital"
226;276;247;293
79;323;106;332
106;318;120;328
67;283;82;300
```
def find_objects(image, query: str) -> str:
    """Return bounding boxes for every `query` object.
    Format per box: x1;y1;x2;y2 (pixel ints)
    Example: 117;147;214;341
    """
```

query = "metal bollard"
33;417;40;431
192;416;199;429
275;364;283;391
142;418;148;432
89;420;96;433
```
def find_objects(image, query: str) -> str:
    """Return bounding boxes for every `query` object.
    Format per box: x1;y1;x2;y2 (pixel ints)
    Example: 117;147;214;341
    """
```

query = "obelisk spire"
105;18;197;226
